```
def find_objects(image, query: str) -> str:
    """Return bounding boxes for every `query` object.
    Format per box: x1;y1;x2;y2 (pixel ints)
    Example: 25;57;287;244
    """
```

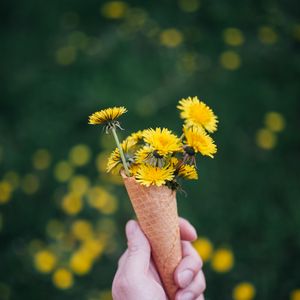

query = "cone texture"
122;173;182;300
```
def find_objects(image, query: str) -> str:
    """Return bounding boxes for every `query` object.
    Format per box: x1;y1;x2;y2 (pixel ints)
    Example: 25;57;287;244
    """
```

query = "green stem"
180;133;185;140
111;127;130;177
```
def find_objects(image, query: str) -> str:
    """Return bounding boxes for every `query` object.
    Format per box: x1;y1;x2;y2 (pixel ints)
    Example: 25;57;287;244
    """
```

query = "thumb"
124;220;151;275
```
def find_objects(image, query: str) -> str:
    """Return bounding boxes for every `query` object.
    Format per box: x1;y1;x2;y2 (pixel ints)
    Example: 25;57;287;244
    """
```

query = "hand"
112;218;206;300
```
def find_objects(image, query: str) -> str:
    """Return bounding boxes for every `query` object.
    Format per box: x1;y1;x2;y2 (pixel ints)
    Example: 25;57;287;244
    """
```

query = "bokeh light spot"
3;171;20;189
68;31;89;50
101;1;128;19
264;111;285;132
233;282;256;300
160;28;183;48
61;193;83;215
256;128;277;150
258;26;278;44
220;51;241;70
21;174;39;195
0;181;13;204
34;250;57;273
70;250;93;275
193;237;213;262
32;149;52;170
71;220;93;241
223;28;245;46
52;268;74;289
291;289;300;300
69;144;91;167
55;46;77;66
178;0;201;13
54;161;74;182
211;248;234;272
68;175;90;196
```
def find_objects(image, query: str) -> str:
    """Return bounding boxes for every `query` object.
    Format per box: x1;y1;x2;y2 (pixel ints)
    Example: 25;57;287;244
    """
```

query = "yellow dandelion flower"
128;163;140;176
184;126;217;158
69;250;93;275
135;145;153;164
177;96;218;132
170;157;179;167
233;282;256;300
106;136;137;173
88;106;127;129
128;130;144;143
211;248;234;273
136;164;175;187
143;128;182;156
178;164;198;179
52;268;74;289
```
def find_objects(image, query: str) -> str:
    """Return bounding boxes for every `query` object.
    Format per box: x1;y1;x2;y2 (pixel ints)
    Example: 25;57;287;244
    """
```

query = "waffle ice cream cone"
121;172;182;300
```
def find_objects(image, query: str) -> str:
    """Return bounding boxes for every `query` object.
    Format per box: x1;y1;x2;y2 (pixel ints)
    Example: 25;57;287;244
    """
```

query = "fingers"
175;270;206;300
122;220;151;275
179;217;197;241
175;241;203;288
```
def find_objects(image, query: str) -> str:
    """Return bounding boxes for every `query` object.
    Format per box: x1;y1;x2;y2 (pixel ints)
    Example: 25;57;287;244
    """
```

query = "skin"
112;218;206;300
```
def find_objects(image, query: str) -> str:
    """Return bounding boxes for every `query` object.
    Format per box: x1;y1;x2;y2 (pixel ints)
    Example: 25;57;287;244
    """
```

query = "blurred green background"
1;0;300;299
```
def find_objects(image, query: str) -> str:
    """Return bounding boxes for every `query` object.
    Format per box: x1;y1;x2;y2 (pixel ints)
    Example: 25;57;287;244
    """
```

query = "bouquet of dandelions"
88;96;218;300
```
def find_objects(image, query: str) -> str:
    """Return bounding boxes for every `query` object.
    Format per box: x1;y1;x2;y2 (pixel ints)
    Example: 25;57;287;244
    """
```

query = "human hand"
112;218;206;300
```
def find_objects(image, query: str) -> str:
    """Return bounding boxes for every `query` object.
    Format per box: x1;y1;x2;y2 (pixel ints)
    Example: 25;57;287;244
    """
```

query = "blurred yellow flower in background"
3;171;19;189
256;128;277;150
87;186;118;214
233;282;256;300
21;174;39;195
178;0;201;13
71;220;93;241
291;289;300;300
34;250;57;273
223;28;245;46
54;161;74;182
55;46;77;65
220;50;241;70
258;26;278;44
160;28;183;48
264;111;285;132
52;268;74;289
136;164;175;187
70;250;93;275
69;144;91;166
101;1;128;19
0;181;13;204
32;149;52;170
211;248;234;272
178;96;218;132
193;237;213;262
68;175;90;196
61;193;83;215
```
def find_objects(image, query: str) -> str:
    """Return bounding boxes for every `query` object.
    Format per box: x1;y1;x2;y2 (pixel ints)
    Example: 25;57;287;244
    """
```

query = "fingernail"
180;292;194;300
178;269;194;287
126;220;137;237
